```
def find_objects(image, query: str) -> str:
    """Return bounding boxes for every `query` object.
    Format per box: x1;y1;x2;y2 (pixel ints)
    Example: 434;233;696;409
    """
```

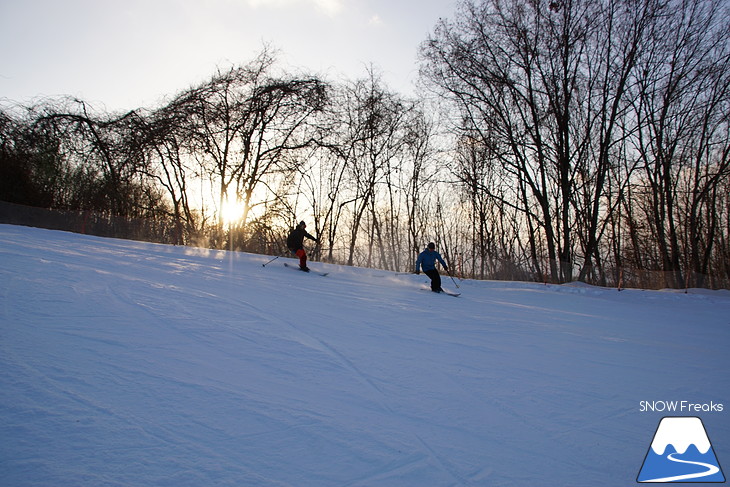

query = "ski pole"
447;268;460;288
262;255;281;267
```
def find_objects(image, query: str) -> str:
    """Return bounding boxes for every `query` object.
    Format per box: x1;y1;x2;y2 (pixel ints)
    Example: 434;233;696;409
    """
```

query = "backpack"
286;228;298;251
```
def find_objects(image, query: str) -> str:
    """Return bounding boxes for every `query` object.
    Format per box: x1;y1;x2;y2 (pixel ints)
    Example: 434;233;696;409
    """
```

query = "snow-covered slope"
1;224;728;486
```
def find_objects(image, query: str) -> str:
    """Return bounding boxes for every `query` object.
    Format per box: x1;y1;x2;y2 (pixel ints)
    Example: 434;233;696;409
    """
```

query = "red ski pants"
294;248;307;268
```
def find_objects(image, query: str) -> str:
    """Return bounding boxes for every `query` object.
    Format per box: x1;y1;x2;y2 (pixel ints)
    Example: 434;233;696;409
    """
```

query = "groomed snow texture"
1;225;728;486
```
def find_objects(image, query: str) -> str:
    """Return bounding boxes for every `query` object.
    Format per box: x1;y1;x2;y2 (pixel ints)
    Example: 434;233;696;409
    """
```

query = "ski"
420;288;461;297
284;263;329;276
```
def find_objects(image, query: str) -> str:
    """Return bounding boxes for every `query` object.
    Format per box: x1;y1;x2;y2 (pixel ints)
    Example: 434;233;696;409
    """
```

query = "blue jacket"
416;249;448;273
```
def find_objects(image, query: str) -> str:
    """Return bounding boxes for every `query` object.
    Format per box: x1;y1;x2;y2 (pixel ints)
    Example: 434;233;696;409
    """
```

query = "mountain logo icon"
638;416;725;483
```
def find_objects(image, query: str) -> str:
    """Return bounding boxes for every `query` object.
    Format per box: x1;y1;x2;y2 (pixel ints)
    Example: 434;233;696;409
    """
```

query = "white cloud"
247;0;343;16
246;0;293;8
369;14;384;26
313;0;343;16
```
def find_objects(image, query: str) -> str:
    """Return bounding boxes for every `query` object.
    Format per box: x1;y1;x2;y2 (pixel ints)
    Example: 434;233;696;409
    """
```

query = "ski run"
1;224;728;486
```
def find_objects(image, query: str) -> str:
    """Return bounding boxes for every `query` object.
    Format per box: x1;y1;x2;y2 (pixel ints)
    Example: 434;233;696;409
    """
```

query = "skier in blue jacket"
416;242;449;292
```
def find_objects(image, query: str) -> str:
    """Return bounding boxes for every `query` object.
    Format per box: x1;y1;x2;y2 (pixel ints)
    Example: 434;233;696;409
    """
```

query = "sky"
0;0;458;112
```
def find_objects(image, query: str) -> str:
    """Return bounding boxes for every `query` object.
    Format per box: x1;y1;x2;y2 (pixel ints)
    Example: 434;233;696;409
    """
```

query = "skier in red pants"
286;221;319;272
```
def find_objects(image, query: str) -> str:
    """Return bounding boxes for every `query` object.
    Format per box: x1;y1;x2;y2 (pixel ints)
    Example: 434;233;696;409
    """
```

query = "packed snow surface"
1;224;728;486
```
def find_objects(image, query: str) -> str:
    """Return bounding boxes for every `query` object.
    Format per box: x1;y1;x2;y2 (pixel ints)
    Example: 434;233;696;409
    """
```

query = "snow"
1;224;728;486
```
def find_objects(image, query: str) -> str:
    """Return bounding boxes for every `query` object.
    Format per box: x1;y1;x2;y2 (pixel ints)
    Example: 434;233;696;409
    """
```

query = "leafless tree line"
420;0;730;288
0;50;435;266
1;0;728;289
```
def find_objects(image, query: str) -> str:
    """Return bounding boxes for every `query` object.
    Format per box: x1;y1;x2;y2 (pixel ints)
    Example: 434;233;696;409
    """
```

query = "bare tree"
170;49;327;247
630;0;729;288
329;69;408;267
421;0;591;282
401;102;438;271
27;98;165;218
129;105;204;244
421;0;730;287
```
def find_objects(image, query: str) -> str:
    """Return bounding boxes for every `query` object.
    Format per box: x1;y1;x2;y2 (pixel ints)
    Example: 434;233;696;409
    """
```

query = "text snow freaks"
640;401;724;413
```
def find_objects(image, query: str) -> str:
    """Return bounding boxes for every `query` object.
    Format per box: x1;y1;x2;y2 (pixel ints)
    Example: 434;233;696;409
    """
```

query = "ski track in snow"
1;225;729;486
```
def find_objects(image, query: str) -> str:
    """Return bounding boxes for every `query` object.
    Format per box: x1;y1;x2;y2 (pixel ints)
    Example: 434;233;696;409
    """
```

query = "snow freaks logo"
637;416;725;483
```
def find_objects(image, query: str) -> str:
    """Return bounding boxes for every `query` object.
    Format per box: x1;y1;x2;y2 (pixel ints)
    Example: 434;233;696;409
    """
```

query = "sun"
220;196;247;226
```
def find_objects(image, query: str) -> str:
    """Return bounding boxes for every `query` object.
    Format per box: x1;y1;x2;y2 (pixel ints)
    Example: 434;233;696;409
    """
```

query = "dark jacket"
416;249;448;273
287;226;317;251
